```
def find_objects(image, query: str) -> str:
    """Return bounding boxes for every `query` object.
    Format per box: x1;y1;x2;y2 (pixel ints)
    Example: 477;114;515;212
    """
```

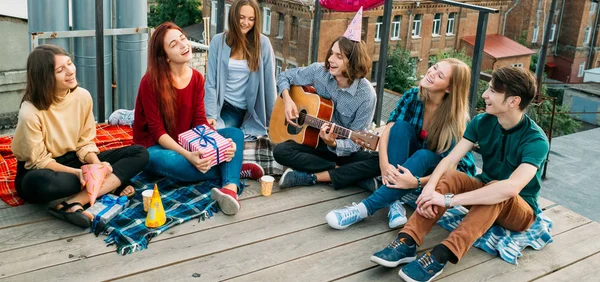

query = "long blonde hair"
420;58;471;154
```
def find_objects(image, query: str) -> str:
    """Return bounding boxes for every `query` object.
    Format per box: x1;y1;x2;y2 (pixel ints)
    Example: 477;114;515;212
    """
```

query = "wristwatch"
444;193;454;208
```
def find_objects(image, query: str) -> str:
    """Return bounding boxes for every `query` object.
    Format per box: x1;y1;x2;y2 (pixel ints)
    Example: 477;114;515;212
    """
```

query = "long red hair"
147;22;182;135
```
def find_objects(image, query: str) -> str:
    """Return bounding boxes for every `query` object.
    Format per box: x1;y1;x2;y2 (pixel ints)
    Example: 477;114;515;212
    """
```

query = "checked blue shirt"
277;62;376;157
387;87;476;176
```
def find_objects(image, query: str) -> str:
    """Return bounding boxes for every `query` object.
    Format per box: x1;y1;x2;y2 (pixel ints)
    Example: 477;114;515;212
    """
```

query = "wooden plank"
225;222;452;282
0;200;10;210
0;204;52;230
437;222;600;281
1;187;366;279
122;205;394;281
538;196;556;210
535;252;600;282
341;205;591;282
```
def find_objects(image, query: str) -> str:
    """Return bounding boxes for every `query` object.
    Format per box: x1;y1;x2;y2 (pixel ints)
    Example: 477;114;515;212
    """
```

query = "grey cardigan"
204;33;277;137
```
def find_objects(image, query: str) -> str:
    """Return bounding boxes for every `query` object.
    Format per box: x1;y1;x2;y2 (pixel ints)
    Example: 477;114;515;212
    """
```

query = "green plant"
384;45;417;94
148;0;202;28
527;100;581;137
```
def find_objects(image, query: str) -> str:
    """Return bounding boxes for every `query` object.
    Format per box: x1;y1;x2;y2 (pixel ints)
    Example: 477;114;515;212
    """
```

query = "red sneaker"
240;161;264;180
211;187;240;215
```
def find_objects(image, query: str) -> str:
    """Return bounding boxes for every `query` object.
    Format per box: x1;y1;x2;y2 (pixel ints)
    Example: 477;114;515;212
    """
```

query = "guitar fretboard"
299;112;351;138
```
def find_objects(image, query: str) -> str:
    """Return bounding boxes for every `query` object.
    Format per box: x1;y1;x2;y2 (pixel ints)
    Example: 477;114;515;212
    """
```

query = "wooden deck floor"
0;181;598;281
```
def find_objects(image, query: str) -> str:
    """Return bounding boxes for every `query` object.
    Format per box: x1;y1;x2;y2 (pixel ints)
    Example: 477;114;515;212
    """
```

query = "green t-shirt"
463;113;549;211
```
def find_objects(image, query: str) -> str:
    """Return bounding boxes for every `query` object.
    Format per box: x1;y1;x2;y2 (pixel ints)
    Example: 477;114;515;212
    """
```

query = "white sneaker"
325;203;365;230
388;200;407;228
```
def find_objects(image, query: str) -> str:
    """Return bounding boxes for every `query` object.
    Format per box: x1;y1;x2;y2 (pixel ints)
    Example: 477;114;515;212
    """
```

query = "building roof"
461;34;535;59
182;22;205;44
0;0;27;20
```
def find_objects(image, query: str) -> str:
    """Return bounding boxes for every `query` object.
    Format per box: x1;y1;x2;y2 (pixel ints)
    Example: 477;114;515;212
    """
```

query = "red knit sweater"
133;69;208;148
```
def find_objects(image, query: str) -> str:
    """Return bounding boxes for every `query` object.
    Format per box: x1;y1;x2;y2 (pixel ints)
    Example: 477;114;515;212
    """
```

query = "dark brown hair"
23;44;73;110
491;67;537;110
147;21;183;135
226;0;262;72
324;36;371;84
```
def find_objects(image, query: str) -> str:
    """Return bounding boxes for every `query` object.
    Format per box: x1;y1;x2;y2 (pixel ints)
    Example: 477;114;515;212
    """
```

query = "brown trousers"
401;170;536;262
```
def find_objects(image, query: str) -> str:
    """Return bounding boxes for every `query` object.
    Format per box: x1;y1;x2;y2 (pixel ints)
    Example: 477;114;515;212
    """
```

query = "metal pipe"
542;96;557;179
502;0;520;36
27;0;70;51
535;0;559;100
432;0;499;13
310;1;322;63
374;0;393;126
554;0;566;56
95;0;106;122
217;0;225;34
469;12;489;118
587;1;600;69
73;0;112;121
116;0;148;110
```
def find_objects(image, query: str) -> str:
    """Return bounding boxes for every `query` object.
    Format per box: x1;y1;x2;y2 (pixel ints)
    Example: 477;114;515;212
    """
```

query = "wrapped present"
85;194;129;234
178;125;232;167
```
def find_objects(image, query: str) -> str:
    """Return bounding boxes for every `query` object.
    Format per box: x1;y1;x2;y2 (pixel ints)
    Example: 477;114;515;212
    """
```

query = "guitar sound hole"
286;109;307;135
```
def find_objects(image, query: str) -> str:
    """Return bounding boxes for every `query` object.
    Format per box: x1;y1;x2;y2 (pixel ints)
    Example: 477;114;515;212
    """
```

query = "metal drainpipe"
587;1;600;69
502;0;519;36
308;5;314;64
554;0;565;56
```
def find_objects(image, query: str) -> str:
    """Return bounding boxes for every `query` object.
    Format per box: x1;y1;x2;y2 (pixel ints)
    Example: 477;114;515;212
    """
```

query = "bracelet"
415;176;422;190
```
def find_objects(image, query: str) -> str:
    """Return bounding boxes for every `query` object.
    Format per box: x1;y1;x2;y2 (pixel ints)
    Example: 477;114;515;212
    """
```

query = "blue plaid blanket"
400;192;553;265
98;172;221;255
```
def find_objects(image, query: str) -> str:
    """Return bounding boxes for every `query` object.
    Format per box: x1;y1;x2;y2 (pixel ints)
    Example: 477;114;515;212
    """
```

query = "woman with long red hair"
133;22;261;215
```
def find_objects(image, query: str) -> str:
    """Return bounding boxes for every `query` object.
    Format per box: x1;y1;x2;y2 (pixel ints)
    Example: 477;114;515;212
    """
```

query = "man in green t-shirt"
370;67;549;282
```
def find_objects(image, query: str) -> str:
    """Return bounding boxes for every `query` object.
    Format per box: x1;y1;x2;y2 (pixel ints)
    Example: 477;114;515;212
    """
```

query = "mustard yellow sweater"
12;87;99;169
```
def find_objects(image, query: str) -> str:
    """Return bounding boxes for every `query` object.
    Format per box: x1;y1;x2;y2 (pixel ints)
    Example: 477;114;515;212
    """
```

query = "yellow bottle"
145;184;166;228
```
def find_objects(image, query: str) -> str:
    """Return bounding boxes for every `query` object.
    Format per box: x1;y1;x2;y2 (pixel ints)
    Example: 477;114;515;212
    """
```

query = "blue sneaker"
279;168;316;189
399;252;446;282
388;200;407;229
325;203;365;229
370;238;417;267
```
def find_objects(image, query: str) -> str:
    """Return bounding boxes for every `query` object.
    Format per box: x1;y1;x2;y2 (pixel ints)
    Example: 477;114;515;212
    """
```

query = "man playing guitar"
273;12;380;191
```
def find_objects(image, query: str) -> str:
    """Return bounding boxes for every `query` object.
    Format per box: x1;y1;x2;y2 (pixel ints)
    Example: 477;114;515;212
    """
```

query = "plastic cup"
260;175;275;196
142;189;154;212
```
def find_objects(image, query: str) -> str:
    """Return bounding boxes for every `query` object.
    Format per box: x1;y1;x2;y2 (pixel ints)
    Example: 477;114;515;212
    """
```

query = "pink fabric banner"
319;0;384;12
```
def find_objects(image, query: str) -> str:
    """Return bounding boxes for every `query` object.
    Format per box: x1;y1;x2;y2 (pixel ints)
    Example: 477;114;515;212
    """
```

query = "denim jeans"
362;121;441;215
221;101;247;128
145;127;244;192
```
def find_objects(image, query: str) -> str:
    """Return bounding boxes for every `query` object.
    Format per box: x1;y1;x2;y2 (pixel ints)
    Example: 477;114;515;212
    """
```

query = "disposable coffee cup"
142;189;154;212
260;175;275;196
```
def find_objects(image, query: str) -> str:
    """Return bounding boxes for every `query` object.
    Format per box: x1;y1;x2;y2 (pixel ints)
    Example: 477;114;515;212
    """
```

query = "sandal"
48;201;92;228
111;181;136;198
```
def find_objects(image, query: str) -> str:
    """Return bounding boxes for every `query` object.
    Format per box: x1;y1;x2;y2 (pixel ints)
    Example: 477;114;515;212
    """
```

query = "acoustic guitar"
269;85;380;151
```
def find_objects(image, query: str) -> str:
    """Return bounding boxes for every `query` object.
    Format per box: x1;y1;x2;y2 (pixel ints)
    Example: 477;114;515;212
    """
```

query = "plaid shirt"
388;87;476;176
277;63;376;156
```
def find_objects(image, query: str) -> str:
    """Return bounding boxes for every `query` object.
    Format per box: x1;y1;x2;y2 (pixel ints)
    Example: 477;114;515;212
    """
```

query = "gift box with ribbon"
85;194;129;234
178;125;232;167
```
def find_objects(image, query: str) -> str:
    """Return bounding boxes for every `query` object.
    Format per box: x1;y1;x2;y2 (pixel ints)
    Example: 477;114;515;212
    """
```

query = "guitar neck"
302;114;352;138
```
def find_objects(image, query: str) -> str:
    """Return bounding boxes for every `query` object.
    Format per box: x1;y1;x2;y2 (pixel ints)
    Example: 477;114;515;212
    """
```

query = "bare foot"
119;185;135;196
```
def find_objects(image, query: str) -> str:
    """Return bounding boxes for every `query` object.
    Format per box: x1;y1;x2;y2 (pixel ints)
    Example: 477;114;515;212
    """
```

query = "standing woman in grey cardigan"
205;0;277;139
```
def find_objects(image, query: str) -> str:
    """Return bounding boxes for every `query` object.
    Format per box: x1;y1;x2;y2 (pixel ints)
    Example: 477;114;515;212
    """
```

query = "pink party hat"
343;7;363;42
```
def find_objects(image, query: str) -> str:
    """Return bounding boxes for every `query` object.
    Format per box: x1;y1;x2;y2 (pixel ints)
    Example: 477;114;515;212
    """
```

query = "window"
511;63;524;68
392;15;401;40
277;13;284;38
446;12;456;35
375;16;383;42
432;13;441;36
276;59;282;76
371;61;378;81
592;2;598;14
409;57;418;78
291;16;298;42
263;7;271;35
428;56;436;68
287;62;297;69
584;26;591;45
532;26;539;43
549;24;556;42
224;4;231;30
412;14;422;37
578;62;586;77
211;1;217;25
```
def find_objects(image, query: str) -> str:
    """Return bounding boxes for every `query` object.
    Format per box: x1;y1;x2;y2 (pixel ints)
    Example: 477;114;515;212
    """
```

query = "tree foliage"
148;0;202;28
384;45;417;94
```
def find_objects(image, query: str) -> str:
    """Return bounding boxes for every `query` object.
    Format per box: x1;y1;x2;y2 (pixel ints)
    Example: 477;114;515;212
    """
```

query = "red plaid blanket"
0;124;133;206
